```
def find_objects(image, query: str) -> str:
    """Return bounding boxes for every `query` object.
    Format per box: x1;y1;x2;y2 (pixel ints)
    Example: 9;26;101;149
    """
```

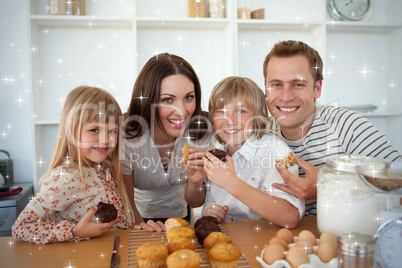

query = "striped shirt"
267;105;402;216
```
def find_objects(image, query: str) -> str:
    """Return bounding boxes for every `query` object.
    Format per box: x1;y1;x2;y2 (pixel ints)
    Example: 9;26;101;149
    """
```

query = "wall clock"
327;0;372;21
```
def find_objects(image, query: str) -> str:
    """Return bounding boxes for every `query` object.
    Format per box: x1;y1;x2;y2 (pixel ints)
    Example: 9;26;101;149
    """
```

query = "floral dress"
12;166;130;244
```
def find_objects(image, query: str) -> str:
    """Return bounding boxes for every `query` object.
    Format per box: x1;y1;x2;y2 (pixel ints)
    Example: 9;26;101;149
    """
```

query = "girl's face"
156;74;196;139
78;121;118;163
213;99;254;152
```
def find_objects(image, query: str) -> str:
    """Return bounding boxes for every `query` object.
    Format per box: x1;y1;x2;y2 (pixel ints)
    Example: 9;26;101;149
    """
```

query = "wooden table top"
0;216;318;267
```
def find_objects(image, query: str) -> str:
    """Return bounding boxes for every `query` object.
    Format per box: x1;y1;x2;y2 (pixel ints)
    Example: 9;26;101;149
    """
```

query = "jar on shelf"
49;0;66;15
189;0;206;18
72;0;86;16
208;0;224;18
250;0;264;19
317;155;387;237
237;0;250;19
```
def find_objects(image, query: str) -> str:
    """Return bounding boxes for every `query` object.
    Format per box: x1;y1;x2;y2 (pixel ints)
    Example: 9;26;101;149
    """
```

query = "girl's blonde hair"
208;76;270;143
39;86;134;226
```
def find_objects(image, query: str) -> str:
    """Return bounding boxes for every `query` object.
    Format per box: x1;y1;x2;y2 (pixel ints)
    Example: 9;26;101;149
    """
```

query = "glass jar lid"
326;155;384;172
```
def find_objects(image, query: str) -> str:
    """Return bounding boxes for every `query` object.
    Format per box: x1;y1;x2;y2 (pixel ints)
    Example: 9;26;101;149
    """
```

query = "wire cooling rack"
127;225;250;267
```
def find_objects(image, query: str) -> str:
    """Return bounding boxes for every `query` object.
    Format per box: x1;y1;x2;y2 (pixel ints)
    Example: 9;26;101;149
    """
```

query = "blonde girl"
12;86;135;244
197;76;305;228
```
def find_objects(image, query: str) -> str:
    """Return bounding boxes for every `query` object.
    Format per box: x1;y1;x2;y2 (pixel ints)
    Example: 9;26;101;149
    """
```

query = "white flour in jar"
317;173;386;236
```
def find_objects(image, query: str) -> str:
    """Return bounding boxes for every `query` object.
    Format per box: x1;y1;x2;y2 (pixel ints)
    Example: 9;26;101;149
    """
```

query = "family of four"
12;40;401;244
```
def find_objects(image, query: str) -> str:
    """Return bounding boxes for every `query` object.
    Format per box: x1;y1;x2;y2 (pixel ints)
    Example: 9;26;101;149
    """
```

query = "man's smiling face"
265;55;322;140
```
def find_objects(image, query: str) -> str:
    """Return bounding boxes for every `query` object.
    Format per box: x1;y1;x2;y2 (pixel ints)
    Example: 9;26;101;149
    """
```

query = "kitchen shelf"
136;17;230;29
326;21;402;32
237;20;323;30
30;15;133;27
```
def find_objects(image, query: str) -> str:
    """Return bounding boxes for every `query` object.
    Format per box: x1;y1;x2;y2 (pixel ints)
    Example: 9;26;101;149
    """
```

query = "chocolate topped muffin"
95;202;118;223
194;216;219;230
208;149;227;162
195;222;221;245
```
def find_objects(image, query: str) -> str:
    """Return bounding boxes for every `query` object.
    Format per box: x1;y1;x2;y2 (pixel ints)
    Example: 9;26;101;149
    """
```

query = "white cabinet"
27;0;402;188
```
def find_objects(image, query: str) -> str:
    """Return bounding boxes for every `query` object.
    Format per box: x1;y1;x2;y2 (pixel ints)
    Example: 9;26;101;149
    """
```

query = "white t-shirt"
122;131;211;219
202;134;305;222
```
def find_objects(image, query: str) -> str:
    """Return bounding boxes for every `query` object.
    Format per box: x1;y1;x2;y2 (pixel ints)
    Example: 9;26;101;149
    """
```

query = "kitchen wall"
0;1;33;184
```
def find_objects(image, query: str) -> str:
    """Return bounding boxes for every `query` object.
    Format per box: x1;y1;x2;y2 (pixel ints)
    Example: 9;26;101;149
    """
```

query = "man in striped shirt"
264;40;401;216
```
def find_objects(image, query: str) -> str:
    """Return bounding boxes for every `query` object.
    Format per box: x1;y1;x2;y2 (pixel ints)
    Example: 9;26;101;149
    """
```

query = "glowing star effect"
174;32;186;45
134;93;148;105
14;94;26;109
57;57;64;64
1;131;8;139
58;96;65;104
64;260;77;268
2;75;15;84
356;62;373;82
239;38;250;49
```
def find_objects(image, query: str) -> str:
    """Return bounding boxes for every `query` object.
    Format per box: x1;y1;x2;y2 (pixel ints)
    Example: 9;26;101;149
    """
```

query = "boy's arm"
203;152;300;229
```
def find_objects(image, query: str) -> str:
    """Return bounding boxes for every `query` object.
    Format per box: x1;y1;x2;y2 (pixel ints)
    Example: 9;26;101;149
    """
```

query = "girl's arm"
203;152;300;229
12;193;113;244
184;147;206;207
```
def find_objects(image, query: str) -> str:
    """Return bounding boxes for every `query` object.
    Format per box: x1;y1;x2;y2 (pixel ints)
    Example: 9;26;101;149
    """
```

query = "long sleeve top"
12;166;130;244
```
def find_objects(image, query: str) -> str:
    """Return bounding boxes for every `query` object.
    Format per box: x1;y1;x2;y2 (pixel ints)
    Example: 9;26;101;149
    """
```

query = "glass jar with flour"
317;155;387;237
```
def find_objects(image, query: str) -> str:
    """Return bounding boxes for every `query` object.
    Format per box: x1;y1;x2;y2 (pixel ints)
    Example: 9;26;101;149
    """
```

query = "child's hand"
203;151;238;190
72;207;114;238
205;204;229;223
186;147;207;184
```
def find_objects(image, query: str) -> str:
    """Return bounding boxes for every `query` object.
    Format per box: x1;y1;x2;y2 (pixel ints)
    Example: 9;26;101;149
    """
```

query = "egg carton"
256;237;338;268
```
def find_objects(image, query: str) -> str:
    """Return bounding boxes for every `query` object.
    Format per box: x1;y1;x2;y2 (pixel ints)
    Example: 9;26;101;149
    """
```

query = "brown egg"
263;243;285;265
297;230;317;246
276;228;294;244
316;241;337;263
286;246;309;268
268;236;289;251
295;239;314;255
320;232;337;247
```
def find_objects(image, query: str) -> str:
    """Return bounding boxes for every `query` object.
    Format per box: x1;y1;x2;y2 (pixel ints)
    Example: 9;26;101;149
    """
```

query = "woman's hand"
186;147;207;184
205;204;229;223
72;207;114;238
203;151;239;190
133;220;166;232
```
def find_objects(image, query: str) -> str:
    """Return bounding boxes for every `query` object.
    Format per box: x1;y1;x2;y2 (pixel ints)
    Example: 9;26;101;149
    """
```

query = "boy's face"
265;55;322;140
213;99;254;151
78;121;118;163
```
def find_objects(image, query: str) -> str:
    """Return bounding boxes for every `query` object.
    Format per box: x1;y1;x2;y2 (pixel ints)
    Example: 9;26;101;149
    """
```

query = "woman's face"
156;74;196;140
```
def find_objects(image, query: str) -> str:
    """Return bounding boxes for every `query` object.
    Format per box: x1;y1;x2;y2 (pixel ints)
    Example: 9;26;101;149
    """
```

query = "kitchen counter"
0;216;318;267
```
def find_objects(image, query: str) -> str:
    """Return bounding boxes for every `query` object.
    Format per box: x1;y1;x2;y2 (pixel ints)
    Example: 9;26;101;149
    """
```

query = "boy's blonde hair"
39;86;134;226
208;76;269;143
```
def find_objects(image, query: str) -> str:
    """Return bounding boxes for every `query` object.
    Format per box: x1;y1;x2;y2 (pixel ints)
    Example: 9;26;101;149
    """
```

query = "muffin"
194;216;219;229
166;249;200;268
203;232;232;253
135;242;168;268
165;217;189;232
166;226;195;242
167;237;196;254
208;242;241;268
94;202;117;223
208;149;227;162
195;222;221;245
